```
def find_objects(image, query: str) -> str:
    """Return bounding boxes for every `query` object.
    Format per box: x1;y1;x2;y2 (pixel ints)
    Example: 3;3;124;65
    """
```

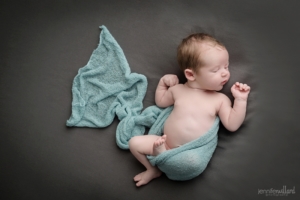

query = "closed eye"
212;67;219;72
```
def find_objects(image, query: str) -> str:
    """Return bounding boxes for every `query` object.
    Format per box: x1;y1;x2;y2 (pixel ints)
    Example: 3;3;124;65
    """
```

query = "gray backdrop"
1;0;299;199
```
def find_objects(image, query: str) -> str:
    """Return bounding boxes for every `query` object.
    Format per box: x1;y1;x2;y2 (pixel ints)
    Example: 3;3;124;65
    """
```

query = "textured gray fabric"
1;0;300;199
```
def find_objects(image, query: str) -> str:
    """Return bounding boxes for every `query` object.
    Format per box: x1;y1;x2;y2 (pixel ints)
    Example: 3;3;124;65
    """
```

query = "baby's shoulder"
214;91;228;98
169;83;185;92
214;92;231;104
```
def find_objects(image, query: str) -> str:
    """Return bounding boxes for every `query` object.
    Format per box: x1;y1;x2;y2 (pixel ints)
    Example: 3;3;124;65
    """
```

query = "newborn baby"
129;33;251;187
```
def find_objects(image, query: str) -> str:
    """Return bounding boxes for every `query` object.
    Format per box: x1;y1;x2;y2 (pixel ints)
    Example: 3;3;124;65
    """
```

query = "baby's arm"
218;82;251;132
155;74;179;107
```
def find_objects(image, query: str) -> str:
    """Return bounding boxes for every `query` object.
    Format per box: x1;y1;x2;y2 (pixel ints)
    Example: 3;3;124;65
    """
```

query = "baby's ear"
184;69;196;81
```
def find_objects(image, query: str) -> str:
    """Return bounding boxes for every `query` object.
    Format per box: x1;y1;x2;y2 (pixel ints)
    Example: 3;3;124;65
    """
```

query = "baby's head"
177;33;230;91
177;33;226;73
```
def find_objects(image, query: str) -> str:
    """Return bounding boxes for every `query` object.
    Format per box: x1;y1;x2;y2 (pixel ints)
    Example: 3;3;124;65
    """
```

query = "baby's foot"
152;135;167;156
133;169;162;187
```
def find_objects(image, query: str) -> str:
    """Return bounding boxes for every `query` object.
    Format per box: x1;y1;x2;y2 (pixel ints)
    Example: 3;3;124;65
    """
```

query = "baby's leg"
153;135;168;156
129;135;163;187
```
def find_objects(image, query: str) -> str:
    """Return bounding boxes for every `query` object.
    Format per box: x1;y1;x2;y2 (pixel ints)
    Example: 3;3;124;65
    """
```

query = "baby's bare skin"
154;82;250;155
163;84;222;148
152;85;221;155
129;43;251;187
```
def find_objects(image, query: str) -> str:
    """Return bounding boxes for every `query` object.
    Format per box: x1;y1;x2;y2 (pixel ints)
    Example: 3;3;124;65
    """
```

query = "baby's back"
163;84;222;148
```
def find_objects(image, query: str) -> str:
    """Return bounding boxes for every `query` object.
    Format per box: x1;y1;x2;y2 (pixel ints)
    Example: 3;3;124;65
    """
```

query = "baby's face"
195;45;230;91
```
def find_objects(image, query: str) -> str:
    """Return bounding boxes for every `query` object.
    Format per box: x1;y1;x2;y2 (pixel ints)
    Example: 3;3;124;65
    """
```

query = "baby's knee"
129;136;140;149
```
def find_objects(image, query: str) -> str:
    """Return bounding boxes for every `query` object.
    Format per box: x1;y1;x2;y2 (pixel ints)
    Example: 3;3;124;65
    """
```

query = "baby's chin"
211;85;224;91
201;84;224;91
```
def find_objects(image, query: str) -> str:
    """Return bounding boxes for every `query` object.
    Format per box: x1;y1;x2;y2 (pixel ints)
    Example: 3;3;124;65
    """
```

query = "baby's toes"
153;141;159;147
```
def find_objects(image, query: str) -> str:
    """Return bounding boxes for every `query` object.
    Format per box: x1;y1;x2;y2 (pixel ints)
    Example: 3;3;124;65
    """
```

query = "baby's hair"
177;33;226;72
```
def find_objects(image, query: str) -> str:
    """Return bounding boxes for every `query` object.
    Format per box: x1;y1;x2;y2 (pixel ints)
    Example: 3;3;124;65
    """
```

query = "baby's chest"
175;96;218;116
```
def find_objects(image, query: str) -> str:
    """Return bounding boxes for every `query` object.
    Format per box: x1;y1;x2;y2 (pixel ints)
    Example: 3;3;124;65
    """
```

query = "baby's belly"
163;113;215;148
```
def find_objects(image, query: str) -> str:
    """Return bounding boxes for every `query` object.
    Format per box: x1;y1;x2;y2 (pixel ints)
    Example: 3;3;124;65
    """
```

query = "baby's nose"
221;71;229;77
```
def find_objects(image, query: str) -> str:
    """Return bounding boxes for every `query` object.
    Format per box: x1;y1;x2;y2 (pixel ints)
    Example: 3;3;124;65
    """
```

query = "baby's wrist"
234;97;248;102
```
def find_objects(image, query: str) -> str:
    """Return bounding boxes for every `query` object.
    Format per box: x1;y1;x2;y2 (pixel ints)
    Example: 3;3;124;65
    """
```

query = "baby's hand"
231;82;251;100
162;74;179;87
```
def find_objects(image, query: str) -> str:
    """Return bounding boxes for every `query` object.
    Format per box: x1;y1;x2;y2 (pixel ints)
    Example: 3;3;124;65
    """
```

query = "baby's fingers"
169;79;175;86
234;82;243;90
173;78;179;85
245;85;251;92
240;84;251;92
171;77;179;86
240;84;250;91
235;82;248;91
234;82;240;86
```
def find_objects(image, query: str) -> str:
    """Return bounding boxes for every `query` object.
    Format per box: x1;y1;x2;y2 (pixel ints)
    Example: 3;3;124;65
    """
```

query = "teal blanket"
67;26;219;181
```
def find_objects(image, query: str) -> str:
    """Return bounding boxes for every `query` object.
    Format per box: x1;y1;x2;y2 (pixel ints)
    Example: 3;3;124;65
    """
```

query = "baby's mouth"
221;80;228;85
